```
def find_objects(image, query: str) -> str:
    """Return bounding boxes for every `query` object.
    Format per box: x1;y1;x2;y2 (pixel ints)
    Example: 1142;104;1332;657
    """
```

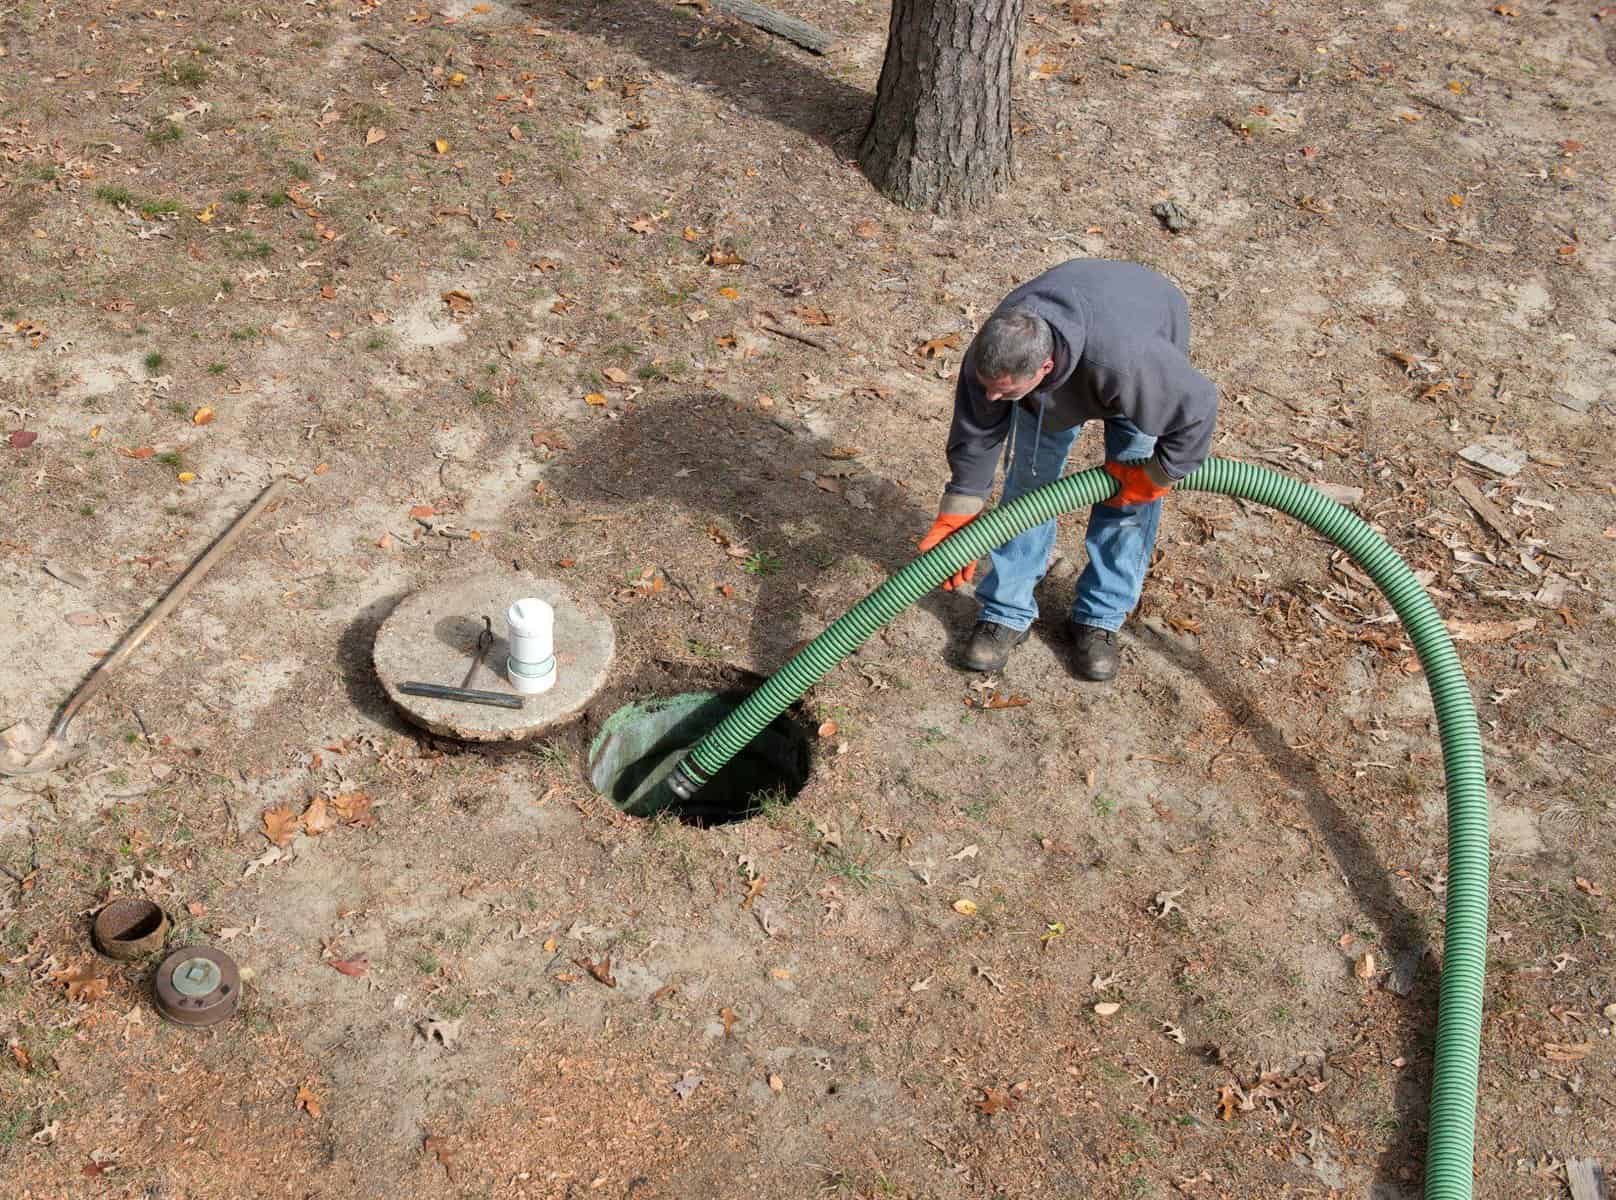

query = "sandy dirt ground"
2;0;1615;1195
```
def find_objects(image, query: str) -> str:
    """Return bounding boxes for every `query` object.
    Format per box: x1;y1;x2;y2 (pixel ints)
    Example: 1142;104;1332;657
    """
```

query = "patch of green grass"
286;160;311;182
364;333;389;352
155;451;183;468
207;362;227;375
471;389;496;406
262;190;289;208
147;120;183;146
820;849;877;889
685;638;726;660
414;950;441;975
34;164;58;181
230;326;259;341
743;551;781;577
1092;793;1117;817
226;232;273;259
747;784;793;822
533;742;570;773
94;184;134;206
226;189;252;205
138;198;179;219
162;60;207;87
143;351;165;373
0;1107;31;1149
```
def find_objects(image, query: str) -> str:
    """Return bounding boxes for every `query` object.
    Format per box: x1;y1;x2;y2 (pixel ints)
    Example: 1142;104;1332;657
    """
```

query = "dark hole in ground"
588;688;812;827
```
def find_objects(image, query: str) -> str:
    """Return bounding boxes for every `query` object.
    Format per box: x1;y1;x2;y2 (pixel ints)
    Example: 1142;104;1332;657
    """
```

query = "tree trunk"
858;0;1023;214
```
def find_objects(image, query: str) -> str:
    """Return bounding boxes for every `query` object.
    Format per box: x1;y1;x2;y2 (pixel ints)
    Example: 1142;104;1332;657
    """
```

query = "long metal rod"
399;682;522;710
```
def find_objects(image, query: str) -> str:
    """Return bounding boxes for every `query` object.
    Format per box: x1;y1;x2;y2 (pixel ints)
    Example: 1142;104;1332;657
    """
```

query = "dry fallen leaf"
1354;951;1377;980
329;957;369;978
975;1087;1014;1115
916;333;962;359
706;247;745;267
768;1073;783;1093
192;406;214;426
531;429;571;450
952;899;978;917
1575;877;1604;897
302;795;336;836
364;126;387;145
261;806;300;847
741;875;767;910
330;792;374;827
716;286;739;300
575;956;617;987
817;720;838;739
1216;1084;1239;1120
1542;1042;1592;1062
441;289;474;315
853;218;880;238
584;392;608;407
603;366;631;384
295;1083;322;1119
720;1006;737;1037
52;963;110;1004
409;504;435;519
1093;1001;1121;1016
424;1135;456;1180
433;137;450;155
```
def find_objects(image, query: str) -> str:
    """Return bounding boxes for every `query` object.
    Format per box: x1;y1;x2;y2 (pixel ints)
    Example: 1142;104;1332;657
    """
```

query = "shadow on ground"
526;0;873;148
337;591;415;735
543;392;972;670
1137;625;1437;1195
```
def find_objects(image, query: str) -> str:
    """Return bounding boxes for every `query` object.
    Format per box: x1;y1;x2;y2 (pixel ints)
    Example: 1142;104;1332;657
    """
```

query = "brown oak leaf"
262;806;300;846
975;1087;1015;1115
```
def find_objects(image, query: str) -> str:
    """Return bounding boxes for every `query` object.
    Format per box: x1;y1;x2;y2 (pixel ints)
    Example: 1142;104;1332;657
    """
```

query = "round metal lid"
153;945;241;1028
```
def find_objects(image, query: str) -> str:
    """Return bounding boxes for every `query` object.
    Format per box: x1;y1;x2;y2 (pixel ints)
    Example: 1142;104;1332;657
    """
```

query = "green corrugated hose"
659;458;1486;1196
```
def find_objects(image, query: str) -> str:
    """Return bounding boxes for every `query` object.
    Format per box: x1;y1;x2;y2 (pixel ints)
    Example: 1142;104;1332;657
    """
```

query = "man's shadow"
524;0;872;147
1137;625;1439;1195
543;392;970;671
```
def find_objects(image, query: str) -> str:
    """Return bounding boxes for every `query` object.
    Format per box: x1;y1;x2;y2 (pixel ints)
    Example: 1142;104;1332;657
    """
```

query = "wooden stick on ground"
711;0;837;55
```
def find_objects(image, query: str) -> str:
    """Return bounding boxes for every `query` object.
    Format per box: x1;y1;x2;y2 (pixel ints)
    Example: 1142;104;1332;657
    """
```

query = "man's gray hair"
973;308;1053;380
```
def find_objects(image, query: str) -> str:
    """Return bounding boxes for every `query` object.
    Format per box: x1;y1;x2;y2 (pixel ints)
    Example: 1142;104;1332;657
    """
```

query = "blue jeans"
974;404;1163;633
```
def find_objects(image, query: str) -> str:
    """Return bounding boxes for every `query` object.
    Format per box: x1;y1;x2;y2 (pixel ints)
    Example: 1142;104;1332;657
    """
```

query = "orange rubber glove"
918;510;979;591
1103;459;1173;508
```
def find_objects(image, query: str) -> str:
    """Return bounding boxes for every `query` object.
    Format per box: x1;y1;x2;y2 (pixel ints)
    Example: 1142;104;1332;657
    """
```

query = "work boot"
1068;623;1119;682
960;621;1030;672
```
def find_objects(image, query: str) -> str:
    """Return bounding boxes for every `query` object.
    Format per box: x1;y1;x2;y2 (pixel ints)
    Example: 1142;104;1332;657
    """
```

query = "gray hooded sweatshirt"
941;259;1218;514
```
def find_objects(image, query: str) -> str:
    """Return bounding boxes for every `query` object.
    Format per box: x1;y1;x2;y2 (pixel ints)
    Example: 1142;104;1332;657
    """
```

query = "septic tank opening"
588;690;811;826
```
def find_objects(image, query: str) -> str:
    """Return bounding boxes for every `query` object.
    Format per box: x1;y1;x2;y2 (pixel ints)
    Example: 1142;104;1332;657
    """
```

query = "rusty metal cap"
153;945;241;1028
92;899;169;961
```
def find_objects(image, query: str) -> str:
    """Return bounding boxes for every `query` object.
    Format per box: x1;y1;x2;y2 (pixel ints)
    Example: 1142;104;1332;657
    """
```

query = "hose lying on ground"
656;459;1487;1199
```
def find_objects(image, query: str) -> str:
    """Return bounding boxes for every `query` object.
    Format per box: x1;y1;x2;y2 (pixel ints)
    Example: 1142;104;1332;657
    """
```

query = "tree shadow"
543;392;971;671
1135;625;1437;1195
523;0;873;147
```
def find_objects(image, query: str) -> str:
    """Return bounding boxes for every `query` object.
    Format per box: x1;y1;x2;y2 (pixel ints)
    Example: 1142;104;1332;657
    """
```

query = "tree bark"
858;0;1023;214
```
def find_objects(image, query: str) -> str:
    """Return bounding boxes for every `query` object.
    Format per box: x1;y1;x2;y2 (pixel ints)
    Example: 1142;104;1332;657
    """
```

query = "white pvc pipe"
505;598;557;695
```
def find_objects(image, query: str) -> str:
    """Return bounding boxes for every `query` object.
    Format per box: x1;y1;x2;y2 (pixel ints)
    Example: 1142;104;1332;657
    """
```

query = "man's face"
977;359;1054;403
